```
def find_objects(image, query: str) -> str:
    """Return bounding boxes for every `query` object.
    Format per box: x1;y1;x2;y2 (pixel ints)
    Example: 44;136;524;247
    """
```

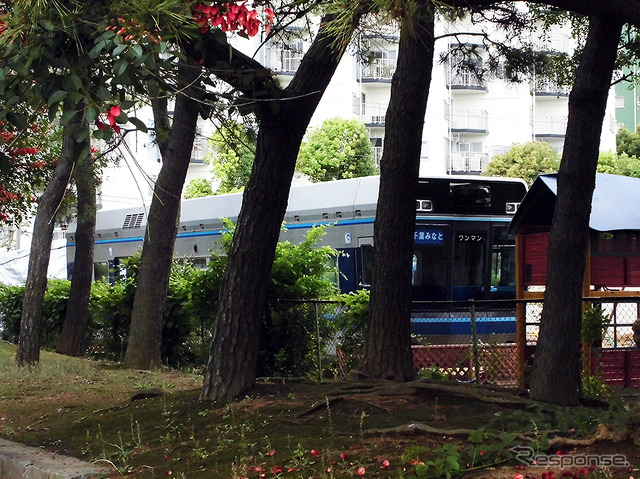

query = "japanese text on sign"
414;229;445;244
457;233;485;243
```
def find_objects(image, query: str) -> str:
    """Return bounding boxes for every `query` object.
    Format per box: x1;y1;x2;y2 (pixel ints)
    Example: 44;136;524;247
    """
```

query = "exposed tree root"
546;423;629;448
331;379;529;407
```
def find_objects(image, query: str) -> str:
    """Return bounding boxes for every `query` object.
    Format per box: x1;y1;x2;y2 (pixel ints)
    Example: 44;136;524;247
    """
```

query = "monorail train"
66;175;527;342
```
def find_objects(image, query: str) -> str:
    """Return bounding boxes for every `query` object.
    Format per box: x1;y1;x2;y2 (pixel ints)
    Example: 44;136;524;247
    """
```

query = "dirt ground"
0;345;638;478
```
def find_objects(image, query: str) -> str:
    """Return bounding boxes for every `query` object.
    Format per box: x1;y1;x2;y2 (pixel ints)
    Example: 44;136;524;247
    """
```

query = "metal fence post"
470;300;480;383
315;301;322;382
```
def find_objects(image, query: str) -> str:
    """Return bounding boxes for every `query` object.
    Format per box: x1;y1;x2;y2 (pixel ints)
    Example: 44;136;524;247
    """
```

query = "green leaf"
96;86;111;102
128;117;148;133
113;44;127;56
69;73;82;91
115;111;128;124
6;112;28;129
60;109;78;126
131;44;143;59
47;90;68;107
89;41;107;59
48;103;59;122
415;463;428;477
114;58;128;77
85;107;98;124
75;127;90;143
40;20;55;31
119;100;135;110
0;152;11;175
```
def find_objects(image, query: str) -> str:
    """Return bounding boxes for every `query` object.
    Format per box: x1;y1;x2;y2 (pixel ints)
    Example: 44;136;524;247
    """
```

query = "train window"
360;244;374;287
93;262;110;283
490;225;516;300
411;247;449;302
450;183;491;207
452;229;485;300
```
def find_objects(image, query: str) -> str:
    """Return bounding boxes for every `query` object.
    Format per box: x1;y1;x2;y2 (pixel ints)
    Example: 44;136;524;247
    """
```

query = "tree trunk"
17;120;79;366
529;16;622;405
123;60;200;370
57;122;95;357
200;14;362;402
357;4;435;380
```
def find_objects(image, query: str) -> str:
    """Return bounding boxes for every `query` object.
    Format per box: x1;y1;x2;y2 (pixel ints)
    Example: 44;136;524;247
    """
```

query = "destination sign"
414;228;446;244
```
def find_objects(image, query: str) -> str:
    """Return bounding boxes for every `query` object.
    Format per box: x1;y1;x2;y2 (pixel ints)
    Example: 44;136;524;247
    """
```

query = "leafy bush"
0;225;343;374
0;280;71;348
0;284;24;343
258;226;340;377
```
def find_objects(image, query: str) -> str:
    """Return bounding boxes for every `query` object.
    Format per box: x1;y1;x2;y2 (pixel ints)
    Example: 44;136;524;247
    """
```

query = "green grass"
0;341;638;479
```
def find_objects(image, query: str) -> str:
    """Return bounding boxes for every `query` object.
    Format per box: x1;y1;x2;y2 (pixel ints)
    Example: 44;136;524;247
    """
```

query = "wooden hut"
509;172;640;387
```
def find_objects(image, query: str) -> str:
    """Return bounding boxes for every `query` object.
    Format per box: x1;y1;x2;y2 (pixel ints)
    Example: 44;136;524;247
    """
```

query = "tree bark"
123;59;200;369
17;119;78;366
529;16;622;405
199;13;363;402
56;121;95;357
358;4;435;381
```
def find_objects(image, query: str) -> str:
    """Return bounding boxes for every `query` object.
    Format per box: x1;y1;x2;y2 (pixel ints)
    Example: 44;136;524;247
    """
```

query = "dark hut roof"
509;173;640;234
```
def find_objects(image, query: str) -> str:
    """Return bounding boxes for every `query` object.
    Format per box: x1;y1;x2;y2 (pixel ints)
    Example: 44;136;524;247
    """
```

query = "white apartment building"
97;11;619;211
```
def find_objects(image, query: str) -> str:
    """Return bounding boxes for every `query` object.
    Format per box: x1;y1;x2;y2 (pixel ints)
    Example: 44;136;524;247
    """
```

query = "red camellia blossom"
192;2;273;37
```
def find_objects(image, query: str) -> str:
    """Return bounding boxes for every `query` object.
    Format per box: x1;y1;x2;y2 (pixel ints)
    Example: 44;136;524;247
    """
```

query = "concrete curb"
0;439;111;479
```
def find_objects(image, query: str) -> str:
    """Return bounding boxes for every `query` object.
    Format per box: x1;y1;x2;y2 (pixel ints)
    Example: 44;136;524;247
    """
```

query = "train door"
489;223;517;301
411;224;450;302
357;236;374;289
451;222;490;301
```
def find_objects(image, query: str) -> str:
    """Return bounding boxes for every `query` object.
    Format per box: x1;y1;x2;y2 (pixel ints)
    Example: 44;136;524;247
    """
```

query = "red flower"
381;459;390;468
310;449;319;456
95;119;105;131
271;466;282;474
339;452;348;460
265;449;275;456
513;475;525;479
109;105;122;117
357;466;366;475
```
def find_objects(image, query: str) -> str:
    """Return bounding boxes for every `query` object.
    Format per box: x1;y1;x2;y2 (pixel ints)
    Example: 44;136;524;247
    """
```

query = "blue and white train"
67;175;527;342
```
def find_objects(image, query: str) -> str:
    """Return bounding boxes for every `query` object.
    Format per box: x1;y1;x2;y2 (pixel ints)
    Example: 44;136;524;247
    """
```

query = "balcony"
360;58;396;82
372;146;383;166
449;109;488;134
362;103;388;125
533;79;570;98
534;115;567;138
265;43;304;74
447;71;487;92
450;152;489;173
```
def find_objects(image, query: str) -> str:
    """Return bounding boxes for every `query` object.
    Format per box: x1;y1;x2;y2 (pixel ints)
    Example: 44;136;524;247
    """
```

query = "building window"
615;95;625;109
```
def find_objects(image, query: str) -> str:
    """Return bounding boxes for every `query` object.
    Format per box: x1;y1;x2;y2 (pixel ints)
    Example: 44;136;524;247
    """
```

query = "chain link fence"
278;297;639;388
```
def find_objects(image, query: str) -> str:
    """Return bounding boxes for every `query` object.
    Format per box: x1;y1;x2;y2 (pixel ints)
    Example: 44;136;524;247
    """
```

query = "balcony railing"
372;146;383;166
448;71;487;90
534;115;568;137
533;79;570;97
450;152;489;173
266;45;304;73
450;109;488;132
361;58;396;81
362;103;388;124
